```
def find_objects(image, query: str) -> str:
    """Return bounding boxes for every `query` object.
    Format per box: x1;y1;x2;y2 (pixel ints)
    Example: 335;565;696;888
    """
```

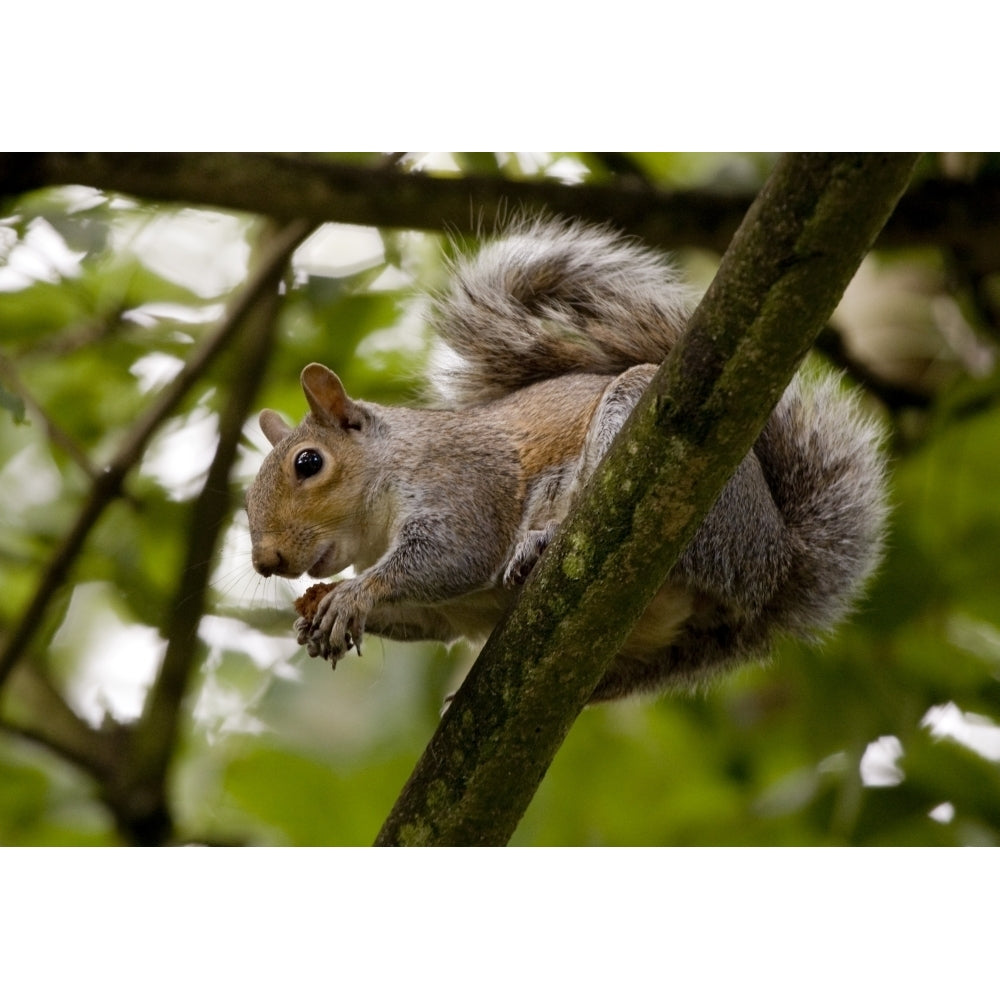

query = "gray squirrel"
245;217;888;701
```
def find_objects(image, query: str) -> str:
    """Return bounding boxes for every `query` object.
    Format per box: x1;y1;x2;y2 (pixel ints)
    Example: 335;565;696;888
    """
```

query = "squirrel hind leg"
590;617;772;702
503;521;559;587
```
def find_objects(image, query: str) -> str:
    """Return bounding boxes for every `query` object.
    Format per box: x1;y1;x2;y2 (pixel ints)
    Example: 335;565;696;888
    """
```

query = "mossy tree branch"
374;153;922;847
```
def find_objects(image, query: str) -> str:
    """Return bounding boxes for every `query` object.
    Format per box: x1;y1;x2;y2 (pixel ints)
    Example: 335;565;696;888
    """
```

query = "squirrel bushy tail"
642;376;888;695
432;216;694;404
752;374;888;637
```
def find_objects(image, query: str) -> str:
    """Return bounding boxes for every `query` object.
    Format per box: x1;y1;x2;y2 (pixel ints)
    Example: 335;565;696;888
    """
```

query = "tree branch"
374;153;921;847
3;152;995;268
0;152;745;251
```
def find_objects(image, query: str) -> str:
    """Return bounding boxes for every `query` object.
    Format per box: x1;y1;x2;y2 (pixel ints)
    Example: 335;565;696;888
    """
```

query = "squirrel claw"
294;584;370;666
294;616;310;643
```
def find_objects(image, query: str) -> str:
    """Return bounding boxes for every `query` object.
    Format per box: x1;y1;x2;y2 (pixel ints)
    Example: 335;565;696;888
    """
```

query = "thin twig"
0;352;100;479
0;661;116;776
109;221;308;842
0;718;109;779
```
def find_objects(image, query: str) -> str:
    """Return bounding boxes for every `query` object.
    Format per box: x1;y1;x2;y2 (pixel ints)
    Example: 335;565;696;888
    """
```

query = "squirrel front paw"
295;615;353;662
294;580;371;665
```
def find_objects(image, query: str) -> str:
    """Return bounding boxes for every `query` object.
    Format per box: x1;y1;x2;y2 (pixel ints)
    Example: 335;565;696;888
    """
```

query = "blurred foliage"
2;152;1000;845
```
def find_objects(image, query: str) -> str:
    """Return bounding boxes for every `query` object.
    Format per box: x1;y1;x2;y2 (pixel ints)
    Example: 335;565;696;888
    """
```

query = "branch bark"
374;153;921;847
2;152;993;265
0;152;745;251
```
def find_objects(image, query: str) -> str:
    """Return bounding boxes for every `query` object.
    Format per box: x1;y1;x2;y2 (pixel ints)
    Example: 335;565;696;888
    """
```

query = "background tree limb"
1;152;993;265
374;153;921;847
102;221;312;843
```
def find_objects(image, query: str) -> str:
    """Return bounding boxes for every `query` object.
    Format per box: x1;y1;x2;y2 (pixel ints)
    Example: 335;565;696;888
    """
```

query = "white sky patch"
232;420;274;482
114;209;250;299
292;223;385;279
198;614;295;672
860;701;1000;792
0;217;86;291
130;351;186;393
210;516;256;607
54;587;299;737
56;583;164;725
353;300;428;371
929;802;955;824
545;154;591;183
0;223;17;263
123;301;225;330
56;186;110;214
368;263;412;292
190;670;271;744
860;735;905;787
922;702;1000;761
140;407;218;501
409;152;460;172
0;440;63;516
192;616;301;743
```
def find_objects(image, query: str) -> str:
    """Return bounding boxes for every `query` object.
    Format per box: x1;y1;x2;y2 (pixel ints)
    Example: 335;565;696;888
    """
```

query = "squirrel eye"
294;448;324;479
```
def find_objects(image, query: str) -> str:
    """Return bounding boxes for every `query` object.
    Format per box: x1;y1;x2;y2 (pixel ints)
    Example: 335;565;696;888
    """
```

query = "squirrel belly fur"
245;217;888;702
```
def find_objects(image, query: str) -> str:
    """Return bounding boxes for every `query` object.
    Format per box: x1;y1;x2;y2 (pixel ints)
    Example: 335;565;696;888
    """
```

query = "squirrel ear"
259;409;292;445
301;363;366;431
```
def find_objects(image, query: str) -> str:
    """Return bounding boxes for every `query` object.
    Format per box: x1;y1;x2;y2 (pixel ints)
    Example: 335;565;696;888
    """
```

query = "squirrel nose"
253;547;289;577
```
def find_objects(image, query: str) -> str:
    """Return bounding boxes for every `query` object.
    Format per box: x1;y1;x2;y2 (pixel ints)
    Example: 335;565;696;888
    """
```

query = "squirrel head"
245;364;377;580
